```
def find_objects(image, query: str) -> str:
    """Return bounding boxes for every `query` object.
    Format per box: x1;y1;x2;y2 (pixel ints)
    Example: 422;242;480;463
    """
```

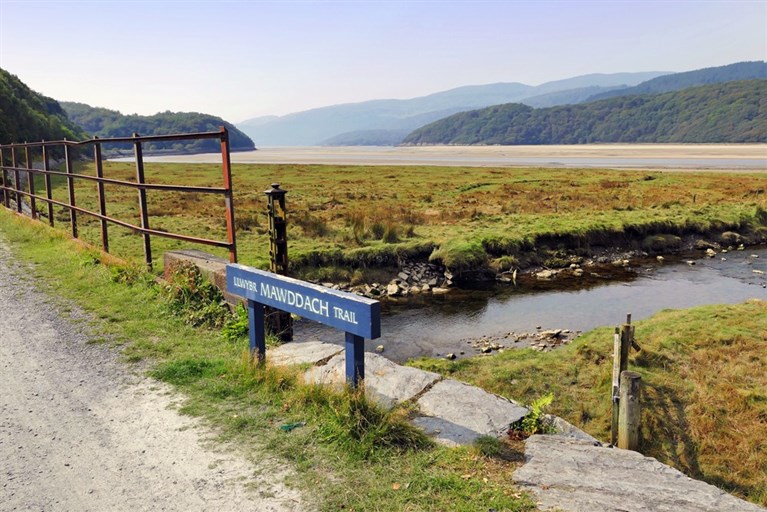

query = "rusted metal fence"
0;127;237;269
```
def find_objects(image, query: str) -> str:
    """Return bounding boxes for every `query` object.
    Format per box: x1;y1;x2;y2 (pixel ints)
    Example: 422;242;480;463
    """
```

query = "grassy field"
410;300;767;506
33;159;767;277
0;209;536;512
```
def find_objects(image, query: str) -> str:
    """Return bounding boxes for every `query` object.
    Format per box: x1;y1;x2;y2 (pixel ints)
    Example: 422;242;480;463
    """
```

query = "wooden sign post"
226;264;381;387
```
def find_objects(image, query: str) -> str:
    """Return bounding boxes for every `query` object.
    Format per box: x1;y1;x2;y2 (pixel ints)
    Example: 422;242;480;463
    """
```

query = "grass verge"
0;209;535;512
410;299;767;506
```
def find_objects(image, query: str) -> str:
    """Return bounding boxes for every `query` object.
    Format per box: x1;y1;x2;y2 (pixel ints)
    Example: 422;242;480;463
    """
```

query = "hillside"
237;72;667;146
587;61;767;101
0;69;87;144
61;102;255;155
402;79;767;145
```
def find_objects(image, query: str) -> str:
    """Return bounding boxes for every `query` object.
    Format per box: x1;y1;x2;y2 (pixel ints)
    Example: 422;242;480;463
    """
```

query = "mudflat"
137;144;767;170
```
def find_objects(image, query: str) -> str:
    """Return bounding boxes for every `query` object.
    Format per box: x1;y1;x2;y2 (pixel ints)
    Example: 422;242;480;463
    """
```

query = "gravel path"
0;238;306;512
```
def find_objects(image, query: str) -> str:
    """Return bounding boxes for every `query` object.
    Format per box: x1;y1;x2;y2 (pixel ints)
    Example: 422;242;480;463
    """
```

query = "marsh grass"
34;162;767;275
0;210;536;511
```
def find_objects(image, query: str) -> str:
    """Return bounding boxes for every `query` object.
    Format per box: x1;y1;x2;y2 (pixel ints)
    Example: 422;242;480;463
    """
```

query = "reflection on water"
295;247;767;363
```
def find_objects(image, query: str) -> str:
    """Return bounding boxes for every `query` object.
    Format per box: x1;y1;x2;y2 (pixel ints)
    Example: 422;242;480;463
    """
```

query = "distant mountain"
520;85;626;108
321;129;413;146
402;80;767;145
0;68;87;144
587;61;767;101
237;72;668;146
61;102;255;155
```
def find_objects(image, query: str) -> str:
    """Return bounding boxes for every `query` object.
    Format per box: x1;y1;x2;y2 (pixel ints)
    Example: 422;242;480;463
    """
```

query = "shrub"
162;261;231;328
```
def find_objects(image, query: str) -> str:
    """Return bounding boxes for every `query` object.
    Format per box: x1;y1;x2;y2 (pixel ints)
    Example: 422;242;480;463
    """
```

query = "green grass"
30;161;767;276
0;209;535;512
410;300;767;506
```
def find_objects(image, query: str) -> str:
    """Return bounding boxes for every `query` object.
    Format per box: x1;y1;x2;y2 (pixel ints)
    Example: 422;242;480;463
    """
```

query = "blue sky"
1;0;765;122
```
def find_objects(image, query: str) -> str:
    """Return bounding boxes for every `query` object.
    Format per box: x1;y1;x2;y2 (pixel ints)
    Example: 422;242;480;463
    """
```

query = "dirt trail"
0;239;306;512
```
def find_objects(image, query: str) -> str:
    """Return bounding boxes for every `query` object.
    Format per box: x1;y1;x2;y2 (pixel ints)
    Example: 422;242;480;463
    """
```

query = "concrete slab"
303;352;441;408
513;435;763;512
269;341;343;366
414;379;528;446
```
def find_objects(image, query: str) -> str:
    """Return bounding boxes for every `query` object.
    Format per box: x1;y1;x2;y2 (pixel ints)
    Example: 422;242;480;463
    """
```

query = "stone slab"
268;341;343;366
303;352;441;408
513;435;763;512
414;379;528;446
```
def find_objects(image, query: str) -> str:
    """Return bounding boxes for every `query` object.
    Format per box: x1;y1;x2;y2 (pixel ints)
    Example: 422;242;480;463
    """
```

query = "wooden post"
63;141;78;238
42;144;53;226
610;327;621;445
265;183;293;342
611;314;635;445
618;370;641;450
24;145;37;220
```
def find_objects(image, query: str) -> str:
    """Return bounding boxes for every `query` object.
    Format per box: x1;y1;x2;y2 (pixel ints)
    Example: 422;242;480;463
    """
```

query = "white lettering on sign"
232;276;259;292
260;282;331;318
333;306;358;325
231;274;362;326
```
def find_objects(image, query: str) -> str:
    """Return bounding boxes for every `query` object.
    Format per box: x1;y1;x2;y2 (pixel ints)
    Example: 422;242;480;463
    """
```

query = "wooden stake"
618;371;642;451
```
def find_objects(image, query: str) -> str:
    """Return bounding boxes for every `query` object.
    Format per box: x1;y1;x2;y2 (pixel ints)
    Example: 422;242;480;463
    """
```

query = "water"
295;247;767;362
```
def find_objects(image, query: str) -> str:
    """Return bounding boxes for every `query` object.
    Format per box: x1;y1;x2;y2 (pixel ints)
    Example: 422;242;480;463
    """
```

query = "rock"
497;275;512;283
421;284;431;292
397;272;410;281
269;341;343;366
445;353;456;360
480;346;492;354
536;269;557;280
375;345;385;353
386;283;400;296
721;257;727;261
413;380;528;446
750;254;760;259
685;260;696;266
754;270;765;275
656;255;664;262
513;435;763;512
705;248;716;258
573;269;584;277
432;287;450;294
737;244;745;251
569;263;580;269
721;231;742;245
539;329;563;338
428;278;438;286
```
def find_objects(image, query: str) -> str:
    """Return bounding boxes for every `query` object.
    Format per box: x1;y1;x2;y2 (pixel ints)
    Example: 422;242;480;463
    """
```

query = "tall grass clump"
162;260;231;328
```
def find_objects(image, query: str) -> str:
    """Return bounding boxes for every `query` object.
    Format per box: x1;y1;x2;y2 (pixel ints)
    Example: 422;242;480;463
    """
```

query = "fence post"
93;137;109;253
12;145;21;213
219;127;237;263
0;148;7;209
24;145;37;220
265;183;293;342
42;143;53;226
618;370;641;450
132;133;152;270
63;140;78;238
610;327;621;445
611;314;635;445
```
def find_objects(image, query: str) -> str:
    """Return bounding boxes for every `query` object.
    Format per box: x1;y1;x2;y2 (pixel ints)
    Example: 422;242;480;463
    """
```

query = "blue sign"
226;264;381;339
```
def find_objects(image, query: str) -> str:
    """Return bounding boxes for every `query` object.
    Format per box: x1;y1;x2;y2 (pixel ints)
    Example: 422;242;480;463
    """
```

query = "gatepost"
226;264;381;387
265;183;293;342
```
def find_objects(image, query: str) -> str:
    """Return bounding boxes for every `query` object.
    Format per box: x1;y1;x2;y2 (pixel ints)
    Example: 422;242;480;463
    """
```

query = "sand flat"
132;144;767;171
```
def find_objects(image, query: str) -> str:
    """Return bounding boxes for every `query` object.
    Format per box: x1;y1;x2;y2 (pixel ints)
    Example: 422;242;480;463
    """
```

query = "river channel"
294;247;767;363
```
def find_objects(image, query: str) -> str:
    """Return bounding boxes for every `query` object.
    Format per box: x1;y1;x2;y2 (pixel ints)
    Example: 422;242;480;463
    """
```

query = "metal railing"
0;127;237;269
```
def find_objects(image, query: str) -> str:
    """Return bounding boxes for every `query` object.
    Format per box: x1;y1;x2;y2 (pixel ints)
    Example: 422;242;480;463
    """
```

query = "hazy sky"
1;0;765;123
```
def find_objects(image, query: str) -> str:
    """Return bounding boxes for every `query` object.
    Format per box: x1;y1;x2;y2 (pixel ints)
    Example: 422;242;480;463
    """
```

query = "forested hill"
0;69;87;144
402;79;767;145
61;102;255;154
587;61;767;101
